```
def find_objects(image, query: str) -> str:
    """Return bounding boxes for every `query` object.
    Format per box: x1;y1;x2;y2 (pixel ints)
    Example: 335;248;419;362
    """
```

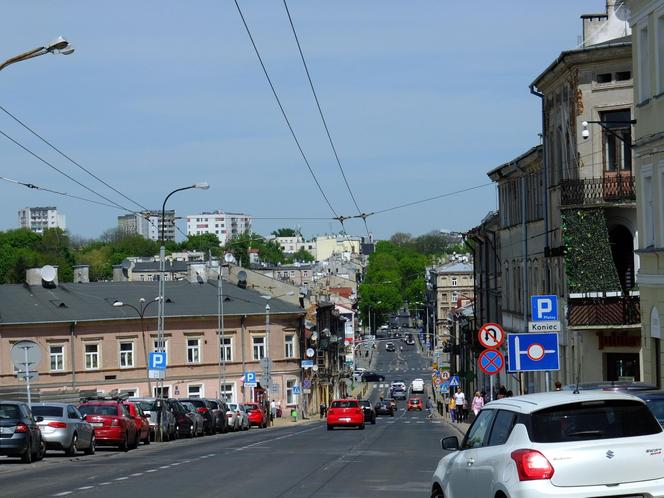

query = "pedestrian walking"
270;399;276;421
471;391;484;417
448;396;456;423
425;396;434;421
319;402;327;419
453;388;466;423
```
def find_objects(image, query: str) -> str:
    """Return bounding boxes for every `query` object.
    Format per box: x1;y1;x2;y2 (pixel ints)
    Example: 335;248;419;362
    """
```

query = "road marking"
115;477;129;481
159;465;171;469
77;486;94;490
53;492;72;496
130;472;144;476
146;469;158;473
99;482;112;486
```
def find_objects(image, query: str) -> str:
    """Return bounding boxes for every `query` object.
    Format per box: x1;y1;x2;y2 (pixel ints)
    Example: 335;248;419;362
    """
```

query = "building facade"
117;210;176;242
186;211;252;245
18;207;66;234
430;259;474;349
626;0;664;386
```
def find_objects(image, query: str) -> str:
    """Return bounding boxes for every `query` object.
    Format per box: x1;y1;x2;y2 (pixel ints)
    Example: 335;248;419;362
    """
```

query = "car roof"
32;402;71;407
485;391;645;414
633;390;664;400
80;400;120;405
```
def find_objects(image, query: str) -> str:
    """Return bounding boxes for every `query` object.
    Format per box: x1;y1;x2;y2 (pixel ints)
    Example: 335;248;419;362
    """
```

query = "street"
0;332;458;498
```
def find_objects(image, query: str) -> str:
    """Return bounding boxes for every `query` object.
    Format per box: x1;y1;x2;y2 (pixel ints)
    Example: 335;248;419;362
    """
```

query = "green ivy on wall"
561;208;621;293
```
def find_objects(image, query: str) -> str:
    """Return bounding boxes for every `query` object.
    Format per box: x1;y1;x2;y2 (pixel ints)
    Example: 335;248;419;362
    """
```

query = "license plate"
0;427;14;434
340;417;351;422
91;422;104;428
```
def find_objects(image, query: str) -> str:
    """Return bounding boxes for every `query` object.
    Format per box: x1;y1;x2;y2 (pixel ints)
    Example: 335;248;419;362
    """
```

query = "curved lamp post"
0;36;74;73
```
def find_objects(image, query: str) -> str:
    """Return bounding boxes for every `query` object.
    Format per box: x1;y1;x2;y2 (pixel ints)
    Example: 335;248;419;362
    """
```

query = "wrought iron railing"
561;176;635;206
568;294;640;326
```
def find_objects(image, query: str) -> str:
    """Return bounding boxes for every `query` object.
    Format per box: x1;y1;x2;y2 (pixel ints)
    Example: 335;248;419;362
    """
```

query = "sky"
0;1;608;242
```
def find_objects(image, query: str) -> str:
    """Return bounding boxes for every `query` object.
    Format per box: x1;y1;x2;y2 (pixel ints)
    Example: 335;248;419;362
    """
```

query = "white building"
272;236;316;255
117;210;176;242
18;207;66;234
186;211;252;245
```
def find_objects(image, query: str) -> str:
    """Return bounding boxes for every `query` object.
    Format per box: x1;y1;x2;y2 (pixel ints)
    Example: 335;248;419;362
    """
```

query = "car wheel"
36;438;46;461
21;440;32;464
130;432;139;449
84;434;96;455
327;425;333;431
143;432;150;445
120;433;129;452
371;417;376;425
359;423;365;430
430;484;444;498
390;412;394;417
65;433;78;457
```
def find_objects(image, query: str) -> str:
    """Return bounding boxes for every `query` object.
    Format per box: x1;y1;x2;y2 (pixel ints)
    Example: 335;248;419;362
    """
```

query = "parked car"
326;399;365;430
358;399;376;424
633;390;664;426
178;398;215;435
407;397;422;411
225;403;240;431
78;398;138;451
228;403;250;431
204;398;228;434
180;402;206;437
242;403;268;428
431;391;664;498
0;400;45;463
563;380;657;392
374;400;394;417
165;398;194;439
123;401;151;445
128;397;176;441
32;402;95;456
361;371;385;382
391;387;407;400
411;378;425;393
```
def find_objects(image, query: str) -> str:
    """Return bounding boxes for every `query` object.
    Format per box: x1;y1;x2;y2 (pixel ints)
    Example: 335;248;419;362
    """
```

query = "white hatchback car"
431;391;664;498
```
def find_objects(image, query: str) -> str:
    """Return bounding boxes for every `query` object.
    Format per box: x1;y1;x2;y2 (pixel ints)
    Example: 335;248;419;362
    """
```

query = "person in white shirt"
453;388;466;422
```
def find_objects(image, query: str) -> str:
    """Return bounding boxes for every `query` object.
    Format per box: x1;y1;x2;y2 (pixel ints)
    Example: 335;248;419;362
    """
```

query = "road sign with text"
531;295;558;321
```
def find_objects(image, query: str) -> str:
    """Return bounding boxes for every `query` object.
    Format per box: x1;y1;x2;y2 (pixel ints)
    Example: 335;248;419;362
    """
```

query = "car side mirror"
35;416;44;423
441;436;460;451
81;414;87;420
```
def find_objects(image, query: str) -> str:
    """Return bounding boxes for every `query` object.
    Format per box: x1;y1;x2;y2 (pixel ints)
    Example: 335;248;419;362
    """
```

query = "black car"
203;398;228;434
634;390;664;427
166;399;197;438
0;400;45;463
178;398;215;435
358;400;376;424
385;342;396;352
361;372;385;382
374;400;394;417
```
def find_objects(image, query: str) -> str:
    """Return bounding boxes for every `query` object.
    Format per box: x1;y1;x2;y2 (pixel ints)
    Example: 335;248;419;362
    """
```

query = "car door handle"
466;458;475;467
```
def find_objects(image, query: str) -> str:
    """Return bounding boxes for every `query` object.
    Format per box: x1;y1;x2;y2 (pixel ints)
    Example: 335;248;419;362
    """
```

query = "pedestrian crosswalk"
382;419;442;425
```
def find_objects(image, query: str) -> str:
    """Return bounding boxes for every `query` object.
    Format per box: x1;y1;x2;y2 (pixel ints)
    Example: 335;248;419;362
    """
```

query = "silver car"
31;403;95;456
128;397;176;441
228;403;250;431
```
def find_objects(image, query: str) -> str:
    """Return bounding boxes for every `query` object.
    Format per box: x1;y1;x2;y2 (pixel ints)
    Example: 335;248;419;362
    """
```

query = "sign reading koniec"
528;321;561;332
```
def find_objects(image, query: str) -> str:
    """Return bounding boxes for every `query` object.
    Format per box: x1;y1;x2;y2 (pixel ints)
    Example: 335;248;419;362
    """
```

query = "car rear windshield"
207;401;219;409
31;406;63;417
644;398;664;424
530;399;662;443
183;399;205;408
134;401;158;411
359;401;371;407
0;405;19;419
79;405;119;416
331;401;359;408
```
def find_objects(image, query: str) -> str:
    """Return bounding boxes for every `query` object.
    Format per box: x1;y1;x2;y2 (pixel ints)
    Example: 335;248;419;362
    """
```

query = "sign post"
530;295;559;392
477;323;505;400
11;340;42;409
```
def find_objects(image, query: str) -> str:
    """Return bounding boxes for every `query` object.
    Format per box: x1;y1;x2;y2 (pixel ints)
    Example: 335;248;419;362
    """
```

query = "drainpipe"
70;321;77;389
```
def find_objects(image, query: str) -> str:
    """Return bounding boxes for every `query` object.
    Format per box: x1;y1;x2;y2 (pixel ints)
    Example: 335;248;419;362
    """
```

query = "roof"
0;280;303;326
132;260;188;272
484;391;643;414
435;261;473;273
486;145;542;179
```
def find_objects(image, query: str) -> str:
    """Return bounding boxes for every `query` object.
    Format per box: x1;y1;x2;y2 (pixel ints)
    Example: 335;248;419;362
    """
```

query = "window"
187;338;201;364
639;25;651;102
188;385;203;398
487;410;516;446
463;409;496;449
285;335;295;358
253;336;265;360
152;338;169;358
220;383;235;403
83;343;100;370
451;277;458;287
49;345;65;372
616;71;631;82
119;341;134;368
220;336;233;362
601;110;632;172
597;72;612;84
286;379;296;404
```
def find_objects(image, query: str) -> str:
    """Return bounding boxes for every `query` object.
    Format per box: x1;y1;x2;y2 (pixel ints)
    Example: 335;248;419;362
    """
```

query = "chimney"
26;268;43;286
73;265;90;283
26;265;58;288
112;264;128;282
188;263;207;284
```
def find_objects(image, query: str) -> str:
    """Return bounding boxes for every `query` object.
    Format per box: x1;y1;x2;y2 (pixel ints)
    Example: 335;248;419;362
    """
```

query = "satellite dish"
312;365;319;372
614;0;629;21
40;265;56;283
224;253;236;264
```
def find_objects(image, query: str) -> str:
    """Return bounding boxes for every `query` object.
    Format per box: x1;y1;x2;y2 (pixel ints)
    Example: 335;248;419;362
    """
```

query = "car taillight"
47;421;67;429
14;423;29;433
227;413;233;418
196;407;208;414
511;449;554;481
111;418;121;427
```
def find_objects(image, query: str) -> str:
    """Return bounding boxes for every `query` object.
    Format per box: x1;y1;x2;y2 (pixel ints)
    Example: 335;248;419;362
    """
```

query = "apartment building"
18;207;66;234
186;211;252;245
117;210;176;242
429;259;474;347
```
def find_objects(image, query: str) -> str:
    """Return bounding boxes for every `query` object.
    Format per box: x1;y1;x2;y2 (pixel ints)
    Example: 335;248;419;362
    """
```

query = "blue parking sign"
531;295;558;321
149;352;167;370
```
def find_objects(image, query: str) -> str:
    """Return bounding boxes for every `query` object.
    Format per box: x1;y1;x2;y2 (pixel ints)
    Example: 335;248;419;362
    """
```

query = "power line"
282;0;370;238
0;105;149;212
233;0;340;221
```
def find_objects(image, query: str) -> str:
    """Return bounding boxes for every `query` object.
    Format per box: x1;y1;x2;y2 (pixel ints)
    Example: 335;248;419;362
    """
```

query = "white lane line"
207;453;216;457
432;421;442;424
416;421;425;424
77;486;94;490
159;465;171;469
130;472;144;476
115;477;129;481
171;463;181;466
233;425;320;451
146;469;158;473
403;421;411;424
53;492;72;496
99;482;112;486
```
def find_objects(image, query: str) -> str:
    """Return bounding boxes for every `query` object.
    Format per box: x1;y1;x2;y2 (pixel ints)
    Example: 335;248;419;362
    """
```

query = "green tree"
178;233;221;254
289;247;315;263
271;228;299;237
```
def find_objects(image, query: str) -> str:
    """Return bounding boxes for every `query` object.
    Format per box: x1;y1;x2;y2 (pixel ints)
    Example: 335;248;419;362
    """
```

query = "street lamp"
113;298;159;397
0;36;74;73
156;182;209;398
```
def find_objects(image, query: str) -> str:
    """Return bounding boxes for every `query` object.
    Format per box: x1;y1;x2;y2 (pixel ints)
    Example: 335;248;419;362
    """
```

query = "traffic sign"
531;295;558;321
149;352;167;370
528;321;561;332
11;340;42;367
301;359;313;368
440;381;450;391
449;376;460;387
149;369;165;379
507;333;560;372
244;371;257;387
303;379;312;389
441;370;450;381
478;349;504;375
478;323;505;349
292;385;301;395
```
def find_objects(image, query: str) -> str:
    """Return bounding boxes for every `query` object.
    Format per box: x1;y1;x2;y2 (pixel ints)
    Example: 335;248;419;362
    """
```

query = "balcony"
568;293;640;327
560;176;635;207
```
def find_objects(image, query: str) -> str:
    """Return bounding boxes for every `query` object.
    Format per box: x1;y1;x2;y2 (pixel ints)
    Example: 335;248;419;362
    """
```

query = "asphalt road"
0;329;460;498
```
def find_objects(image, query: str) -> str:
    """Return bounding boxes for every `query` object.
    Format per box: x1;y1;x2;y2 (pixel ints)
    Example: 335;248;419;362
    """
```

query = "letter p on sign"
531;295;558;321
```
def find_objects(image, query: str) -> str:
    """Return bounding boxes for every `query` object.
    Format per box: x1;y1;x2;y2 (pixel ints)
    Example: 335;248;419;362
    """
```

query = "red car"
78;399;138;451
123;401;151;445
407;397;422;411
326;399;364;430
242;403;268;428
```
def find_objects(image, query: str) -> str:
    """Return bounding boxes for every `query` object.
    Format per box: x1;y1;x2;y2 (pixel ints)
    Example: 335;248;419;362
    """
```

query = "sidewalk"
270;415;321;428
